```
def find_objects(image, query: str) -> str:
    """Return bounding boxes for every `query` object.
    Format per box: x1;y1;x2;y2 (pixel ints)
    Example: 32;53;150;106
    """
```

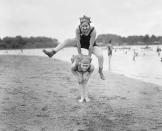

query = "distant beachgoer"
107;40;113;56
107;40;113;70
20;49;23;53
71;54;94;102
156;46;161;56
42;15;105;80
133;50;138;61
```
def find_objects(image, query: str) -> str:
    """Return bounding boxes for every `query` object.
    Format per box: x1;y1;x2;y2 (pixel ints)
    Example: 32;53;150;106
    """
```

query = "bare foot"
99;71;105;80
78;98;84;103
42;49;56;58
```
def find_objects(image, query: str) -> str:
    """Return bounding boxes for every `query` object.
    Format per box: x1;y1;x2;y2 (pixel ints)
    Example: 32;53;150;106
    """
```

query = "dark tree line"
96;34;162;46
0;34;162;49
0;36;59;49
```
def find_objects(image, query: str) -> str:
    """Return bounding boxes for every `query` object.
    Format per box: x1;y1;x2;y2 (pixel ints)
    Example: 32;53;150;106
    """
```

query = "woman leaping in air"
43;15;105;80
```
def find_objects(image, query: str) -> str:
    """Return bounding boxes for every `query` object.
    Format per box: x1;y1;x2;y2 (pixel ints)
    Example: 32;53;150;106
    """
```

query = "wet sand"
0;55;162;131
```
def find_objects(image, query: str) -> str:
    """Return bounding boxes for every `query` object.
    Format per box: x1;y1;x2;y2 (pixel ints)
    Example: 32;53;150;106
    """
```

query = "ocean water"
0;45;162;86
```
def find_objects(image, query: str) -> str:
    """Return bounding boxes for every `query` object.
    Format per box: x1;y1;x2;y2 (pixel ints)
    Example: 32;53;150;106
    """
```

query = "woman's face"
80;22;90;34
80;63;90;72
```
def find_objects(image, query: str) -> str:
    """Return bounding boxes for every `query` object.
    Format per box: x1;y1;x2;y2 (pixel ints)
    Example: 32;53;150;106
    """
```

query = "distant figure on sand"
133;49;138;61
20;49;23;53
156;46;161;56
107;40;113;70
71;54;94;102
43;15;105;80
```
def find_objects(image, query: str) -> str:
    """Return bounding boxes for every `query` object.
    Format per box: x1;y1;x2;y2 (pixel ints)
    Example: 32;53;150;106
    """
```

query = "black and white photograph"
0;0;162;130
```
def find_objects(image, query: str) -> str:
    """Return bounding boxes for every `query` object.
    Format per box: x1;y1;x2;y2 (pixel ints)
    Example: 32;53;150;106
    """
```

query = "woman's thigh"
64;38;77;47
92;46;103;57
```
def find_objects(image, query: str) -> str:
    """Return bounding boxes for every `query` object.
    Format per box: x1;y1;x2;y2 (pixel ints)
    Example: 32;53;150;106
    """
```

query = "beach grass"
0;55;162;131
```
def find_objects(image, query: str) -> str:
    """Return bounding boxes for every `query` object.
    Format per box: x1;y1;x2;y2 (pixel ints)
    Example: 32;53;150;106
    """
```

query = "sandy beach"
0;55;162;131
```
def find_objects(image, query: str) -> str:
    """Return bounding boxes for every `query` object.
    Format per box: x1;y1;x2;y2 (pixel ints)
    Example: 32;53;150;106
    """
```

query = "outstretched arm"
83;64;94;83
76;28;82;55
89;28;96;57
71;62;83;83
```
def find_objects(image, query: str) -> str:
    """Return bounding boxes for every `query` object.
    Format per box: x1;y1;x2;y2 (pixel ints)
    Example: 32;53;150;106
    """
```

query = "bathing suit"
79;26;97;49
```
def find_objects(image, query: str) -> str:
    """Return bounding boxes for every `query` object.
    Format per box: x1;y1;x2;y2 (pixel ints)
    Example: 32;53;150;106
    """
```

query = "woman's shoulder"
90;25;95;30
90;26;96;36
75;26;81;33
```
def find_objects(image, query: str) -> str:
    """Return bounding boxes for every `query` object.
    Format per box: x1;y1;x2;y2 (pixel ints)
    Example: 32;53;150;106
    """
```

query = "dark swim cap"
80;15;91;24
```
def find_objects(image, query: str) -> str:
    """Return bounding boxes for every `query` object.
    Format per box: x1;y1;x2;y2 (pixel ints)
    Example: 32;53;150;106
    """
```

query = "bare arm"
89;28;96;56
71;60;83;83
82;64;94;84
76;28;82;54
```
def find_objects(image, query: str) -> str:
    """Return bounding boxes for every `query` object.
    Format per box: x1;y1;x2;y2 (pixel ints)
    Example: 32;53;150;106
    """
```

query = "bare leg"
54;39;77;52
78;79;90;102
92;46;105;80
75;72;91;102
82;81;90;102
71;63;85;102
82;65;94;102
78;83;84;102
43;38;77;58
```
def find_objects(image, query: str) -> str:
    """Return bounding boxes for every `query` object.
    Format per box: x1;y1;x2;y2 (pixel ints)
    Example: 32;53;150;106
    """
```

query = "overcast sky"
1;0;162;41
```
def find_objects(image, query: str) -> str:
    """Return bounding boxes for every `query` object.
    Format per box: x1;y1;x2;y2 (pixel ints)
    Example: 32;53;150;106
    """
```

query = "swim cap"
80;15;91;24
